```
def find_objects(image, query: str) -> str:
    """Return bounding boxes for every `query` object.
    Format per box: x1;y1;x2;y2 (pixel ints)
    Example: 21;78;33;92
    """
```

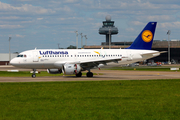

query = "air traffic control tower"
99;15;118;44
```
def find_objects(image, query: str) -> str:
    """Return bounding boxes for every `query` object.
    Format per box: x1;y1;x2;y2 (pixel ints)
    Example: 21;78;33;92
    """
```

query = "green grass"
0;71;101;77
0;71;63;77
0;80;180;120
0;66;178;77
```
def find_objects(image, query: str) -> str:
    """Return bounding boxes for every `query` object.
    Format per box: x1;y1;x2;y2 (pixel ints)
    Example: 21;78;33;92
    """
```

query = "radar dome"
105;15;111;21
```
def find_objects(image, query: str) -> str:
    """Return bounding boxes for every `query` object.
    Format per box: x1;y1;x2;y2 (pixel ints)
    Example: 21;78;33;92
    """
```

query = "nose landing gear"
32;69;36;78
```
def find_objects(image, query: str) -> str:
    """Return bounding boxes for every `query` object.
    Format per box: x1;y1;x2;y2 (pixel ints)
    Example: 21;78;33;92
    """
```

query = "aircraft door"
126;51;133;61
33;51;39;62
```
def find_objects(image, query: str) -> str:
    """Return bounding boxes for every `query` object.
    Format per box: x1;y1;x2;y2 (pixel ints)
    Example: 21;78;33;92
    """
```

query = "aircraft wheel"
32;74;36;78
76;72;82;77
86;72;93;77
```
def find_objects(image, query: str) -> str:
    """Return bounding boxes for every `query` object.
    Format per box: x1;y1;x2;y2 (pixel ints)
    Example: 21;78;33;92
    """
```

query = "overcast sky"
0;0;180;53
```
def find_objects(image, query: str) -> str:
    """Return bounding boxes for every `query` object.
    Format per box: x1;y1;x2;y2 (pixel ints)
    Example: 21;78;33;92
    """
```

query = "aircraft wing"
79;57;122;69
54;57;122;69
81;57;121;63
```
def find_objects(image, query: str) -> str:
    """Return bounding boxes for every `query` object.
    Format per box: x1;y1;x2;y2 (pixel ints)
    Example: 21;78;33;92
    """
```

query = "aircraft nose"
10;58;18;66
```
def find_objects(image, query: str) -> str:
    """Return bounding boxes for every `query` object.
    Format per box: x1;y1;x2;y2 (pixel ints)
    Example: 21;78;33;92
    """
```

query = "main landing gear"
75;71;93;77
32;69;36;78
76;72;82;77
86;69;93;77
86;72;93;77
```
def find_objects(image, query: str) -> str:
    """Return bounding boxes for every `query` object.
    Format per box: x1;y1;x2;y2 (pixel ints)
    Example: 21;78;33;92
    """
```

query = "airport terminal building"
84;40;180;63
0;53;18;65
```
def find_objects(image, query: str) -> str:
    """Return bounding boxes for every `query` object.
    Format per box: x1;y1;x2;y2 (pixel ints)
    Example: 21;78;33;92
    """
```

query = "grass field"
0;80;180;120
0;71;66;77
0;71;101;77
0;66;179;77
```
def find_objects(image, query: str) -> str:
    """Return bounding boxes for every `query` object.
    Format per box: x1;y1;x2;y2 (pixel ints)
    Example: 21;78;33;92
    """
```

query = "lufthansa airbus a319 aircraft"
10;22;164;78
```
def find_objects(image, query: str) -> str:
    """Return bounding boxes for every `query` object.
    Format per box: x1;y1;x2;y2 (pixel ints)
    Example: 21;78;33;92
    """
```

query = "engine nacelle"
97;64;105;68
47;69;62;74
62;64;81;75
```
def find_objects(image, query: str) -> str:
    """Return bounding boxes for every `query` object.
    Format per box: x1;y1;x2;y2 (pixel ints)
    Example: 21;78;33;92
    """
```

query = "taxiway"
0;65;180;82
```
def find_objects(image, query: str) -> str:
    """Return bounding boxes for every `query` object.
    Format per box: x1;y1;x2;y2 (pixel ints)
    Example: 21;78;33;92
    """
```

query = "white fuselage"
10;49;160;69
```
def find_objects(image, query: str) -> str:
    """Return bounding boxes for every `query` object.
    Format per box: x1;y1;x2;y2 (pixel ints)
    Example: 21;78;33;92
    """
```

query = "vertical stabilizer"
127;22;157;50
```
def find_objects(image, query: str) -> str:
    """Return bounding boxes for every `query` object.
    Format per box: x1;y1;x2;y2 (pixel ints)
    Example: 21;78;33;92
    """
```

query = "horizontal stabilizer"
141;51;167;58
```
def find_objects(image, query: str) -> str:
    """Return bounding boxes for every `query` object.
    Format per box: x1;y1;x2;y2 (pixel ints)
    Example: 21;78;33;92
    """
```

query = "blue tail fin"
127;22;157;50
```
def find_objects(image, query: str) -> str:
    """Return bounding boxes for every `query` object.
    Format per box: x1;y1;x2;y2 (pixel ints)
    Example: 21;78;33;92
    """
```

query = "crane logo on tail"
142;30;153;42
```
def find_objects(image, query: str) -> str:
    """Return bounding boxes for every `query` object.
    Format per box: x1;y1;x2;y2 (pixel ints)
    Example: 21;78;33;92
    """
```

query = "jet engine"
47;69;62;74
62;64;81;75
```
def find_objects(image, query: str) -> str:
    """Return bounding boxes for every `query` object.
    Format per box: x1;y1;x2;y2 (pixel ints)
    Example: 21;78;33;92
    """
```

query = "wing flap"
80;57;122;64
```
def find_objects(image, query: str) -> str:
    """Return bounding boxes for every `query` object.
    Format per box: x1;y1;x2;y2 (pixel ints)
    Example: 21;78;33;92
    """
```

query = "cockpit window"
17;54;26;57
17;55;23;57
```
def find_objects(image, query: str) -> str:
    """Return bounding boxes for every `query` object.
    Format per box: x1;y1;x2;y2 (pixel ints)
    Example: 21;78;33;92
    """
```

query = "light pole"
109;29;111;49
57;43;60;49
80;33;83;48
167;30;171;64
84;35;87;46
9;37;11;65
74;31;78;49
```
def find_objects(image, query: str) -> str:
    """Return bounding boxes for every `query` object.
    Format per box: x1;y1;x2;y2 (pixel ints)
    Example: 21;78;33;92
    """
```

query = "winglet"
127;22;157;50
